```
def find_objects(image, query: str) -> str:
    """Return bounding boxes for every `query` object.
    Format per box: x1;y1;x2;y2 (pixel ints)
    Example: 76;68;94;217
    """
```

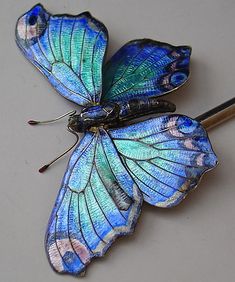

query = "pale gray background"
0;0;235;281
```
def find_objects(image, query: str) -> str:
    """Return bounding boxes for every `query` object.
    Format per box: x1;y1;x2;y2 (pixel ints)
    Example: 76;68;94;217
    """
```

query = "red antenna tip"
28;120;39;125
39;164;50;173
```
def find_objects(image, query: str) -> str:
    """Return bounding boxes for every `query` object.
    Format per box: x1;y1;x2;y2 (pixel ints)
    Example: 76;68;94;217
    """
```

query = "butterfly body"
16;4;218;276
68;98;176;132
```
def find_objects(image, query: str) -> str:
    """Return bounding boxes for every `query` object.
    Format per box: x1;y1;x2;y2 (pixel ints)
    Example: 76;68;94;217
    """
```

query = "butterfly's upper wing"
108;115;217;207
15;4;108;106
46;130;142;275
102;39;191;103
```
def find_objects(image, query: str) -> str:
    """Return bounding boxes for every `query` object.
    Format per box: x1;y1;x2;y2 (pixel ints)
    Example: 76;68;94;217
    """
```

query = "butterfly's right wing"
46;131;142;275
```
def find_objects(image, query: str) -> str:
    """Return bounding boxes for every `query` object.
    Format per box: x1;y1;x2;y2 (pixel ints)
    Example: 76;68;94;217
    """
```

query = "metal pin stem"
196;97;235;130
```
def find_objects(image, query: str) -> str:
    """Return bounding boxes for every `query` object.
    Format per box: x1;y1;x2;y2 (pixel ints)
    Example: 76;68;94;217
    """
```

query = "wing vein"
135;159;183;191
68;191;85;264
104;47;144;95
59;17;64;62
122;158;168;198
100;134;130;201
89;172;114;229
92;31;101;102
37;35;52;67
148;159;192;180
48;18;57;61
69;18;76;68
78;28;93;103
84;187;106;244
77;193;93;253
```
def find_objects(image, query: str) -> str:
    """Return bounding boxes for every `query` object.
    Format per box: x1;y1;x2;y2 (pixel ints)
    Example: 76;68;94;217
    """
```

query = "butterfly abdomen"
118;97;176;121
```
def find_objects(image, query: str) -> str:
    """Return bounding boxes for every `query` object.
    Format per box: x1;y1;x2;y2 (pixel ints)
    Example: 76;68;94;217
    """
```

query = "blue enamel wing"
16;4;217;276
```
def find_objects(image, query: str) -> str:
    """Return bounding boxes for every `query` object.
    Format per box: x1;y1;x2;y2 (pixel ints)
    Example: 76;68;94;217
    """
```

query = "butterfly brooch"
15;4;217;276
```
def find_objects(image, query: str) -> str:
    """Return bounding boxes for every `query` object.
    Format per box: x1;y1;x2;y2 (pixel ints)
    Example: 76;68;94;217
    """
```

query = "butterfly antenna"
28;110;76;125
39;127;79;173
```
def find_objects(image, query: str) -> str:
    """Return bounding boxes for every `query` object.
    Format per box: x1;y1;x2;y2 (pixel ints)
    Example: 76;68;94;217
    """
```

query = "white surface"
0;0;235;281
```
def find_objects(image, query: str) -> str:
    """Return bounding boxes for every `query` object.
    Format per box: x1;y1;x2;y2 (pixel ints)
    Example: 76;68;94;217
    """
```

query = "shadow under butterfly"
15;4;217;276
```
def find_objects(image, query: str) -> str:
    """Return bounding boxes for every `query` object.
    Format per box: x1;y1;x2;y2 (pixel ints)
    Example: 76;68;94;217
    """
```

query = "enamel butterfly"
15;4;217;276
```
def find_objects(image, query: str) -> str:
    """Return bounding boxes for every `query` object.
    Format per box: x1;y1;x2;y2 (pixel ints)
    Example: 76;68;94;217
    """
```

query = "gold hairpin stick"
196;97;235;130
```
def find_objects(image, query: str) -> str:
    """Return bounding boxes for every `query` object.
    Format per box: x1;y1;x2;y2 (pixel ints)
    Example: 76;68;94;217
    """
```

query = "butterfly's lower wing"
108;115;217;207
102;39;191;103
46;131;142;275
15;4;108;106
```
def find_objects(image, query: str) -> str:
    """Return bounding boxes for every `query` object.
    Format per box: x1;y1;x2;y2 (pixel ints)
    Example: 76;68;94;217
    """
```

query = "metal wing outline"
102;39;191;103
15;4;108;106
45;131;142;275
108;115;218;207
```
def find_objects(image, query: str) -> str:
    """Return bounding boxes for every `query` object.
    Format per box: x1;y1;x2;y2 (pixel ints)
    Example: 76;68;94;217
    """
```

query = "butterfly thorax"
68;98;176;132
68;103;120;132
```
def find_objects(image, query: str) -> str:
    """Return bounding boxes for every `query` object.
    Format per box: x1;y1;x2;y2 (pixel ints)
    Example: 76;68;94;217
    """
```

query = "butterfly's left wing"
108;115;217;207
102;39;191;103
46;131;142;275
15;4;108;106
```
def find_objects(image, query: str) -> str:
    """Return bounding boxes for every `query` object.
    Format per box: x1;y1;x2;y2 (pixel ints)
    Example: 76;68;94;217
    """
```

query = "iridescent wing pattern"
46;131;142;275
102;39;191;103
109;115;217;207
15;4;108;106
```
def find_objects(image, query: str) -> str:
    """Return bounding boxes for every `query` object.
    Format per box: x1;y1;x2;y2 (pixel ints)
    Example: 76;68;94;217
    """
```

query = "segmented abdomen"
118;97;176;121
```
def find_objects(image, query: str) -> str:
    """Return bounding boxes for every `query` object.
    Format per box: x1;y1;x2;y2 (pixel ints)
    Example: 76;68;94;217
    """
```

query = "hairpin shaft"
196;97;235;130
